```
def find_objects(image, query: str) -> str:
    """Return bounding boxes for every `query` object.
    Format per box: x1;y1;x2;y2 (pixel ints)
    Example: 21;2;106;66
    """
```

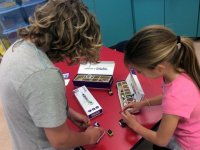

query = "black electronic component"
107;129;113;136
108;89;113;96
94;121;100;127
119;119;127;128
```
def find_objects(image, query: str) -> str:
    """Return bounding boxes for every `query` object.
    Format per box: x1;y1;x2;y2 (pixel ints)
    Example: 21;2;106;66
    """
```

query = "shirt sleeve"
162;88;198;119
19;68;68;128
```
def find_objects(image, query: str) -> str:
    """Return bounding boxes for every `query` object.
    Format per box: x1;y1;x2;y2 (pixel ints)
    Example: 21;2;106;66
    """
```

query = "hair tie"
177;36;181;50
177;36;181;43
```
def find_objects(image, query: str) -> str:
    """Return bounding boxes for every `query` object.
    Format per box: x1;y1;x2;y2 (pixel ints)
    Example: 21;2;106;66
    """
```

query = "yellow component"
2;2;16;8
0;40;6;56
1;37;11;49
0;37;11;56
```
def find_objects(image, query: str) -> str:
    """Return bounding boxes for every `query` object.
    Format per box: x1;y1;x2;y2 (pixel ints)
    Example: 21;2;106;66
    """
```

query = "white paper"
64;79;70;86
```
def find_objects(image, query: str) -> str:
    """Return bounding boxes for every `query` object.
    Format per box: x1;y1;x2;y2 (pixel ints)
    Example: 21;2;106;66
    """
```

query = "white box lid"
77;61;115;75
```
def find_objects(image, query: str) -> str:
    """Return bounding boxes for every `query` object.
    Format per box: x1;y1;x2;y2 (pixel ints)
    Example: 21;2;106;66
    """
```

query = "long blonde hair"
18;0;102;64
124;25;200;89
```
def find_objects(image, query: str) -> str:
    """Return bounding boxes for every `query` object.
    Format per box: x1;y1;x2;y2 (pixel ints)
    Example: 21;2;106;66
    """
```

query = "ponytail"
176;38;200;89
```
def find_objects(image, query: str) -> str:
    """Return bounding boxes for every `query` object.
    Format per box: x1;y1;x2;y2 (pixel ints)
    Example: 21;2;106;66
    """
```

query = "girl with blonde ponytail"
122;25;200;150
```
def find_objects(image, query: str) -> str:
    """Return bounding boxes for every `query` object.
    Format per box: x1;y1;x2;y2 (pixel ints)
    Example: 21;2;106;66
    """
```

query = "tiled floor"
0;40;200;150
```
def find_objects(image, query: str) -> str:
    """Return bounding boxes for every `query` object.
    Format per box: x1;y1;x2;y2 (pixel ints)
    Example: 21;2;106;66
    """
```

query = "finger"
80;116;90;124
128;109;137;114
96;130;105;144
82;120;90;128
121;111;126;117
86;119;91;125
79;116;88;124
99;127;104;133
80;119;90;126
124;110;131;116
122;103;135;111
78;123;86;129
122;105;131;111
121;112;128;120
87;126;92;129
121;114;129;124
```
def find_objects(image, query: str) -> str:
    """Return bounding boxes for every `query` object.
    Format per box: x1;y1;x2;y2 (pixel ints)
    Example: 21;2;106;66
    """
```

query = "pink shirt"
162;73;200;150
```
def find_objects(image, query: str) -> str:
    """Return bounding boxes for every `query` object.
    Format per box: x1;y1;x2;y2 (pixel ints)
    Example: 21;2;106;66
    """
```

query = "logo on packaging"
84;67;108;71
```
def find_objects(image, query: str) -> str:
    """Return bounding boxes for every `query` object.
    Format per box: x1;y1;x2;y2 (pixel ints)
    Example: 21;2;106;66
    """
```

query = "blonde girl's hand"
121;110;140;131
85;126;105;144
123;101;144;114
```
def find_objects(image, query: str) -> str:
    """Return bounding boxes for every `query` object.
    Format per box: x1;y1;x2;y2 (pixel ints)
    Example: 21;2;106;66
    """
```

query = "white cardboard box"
73;86;103;119
126;69;145;101
73;61;115;90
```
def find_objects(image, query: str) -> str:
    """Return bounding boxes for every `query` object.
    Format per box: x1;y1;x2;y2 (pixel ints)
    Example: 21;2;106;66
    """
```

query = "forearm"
130;114;179;147
142;95;162;107
68;108;75;120
45;123;91;150
57;129;90;149
131;123;165;147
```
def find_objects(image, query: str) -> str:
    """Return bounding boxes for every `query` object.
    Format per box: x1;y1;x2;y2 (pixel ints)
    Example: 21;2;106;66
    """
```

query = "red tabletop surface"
54;46;163;150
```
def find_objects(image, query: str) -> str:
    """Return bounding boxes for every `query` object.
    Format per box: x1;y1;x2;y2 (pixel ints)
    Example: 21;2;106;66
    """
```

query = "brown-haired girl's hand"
85;126;105;144
121;110;140;131
123;101;145;114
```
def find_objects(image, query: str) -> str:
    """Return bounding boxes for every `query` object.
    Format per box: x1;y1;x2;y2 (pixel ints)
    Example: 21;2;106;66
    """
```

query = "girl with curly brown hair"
0;0;104;149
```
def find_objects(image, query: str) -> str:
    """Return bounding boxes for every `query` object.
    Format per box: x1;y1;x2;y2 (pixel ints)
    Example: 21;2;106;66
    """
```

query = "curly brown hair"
18;0;102;64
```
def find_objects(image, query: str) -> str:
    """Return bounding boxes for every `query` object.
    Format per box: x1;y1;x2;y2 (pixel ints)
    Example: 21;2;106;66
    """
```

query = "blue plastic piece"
20;0;47;22
0;0;17;11
0;5;28;34
16;0;45;5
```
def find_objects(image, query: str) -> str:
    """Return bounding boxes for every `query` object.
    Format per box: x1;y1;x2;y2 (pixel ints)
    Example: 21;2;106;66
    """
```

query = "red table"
54;46;163;150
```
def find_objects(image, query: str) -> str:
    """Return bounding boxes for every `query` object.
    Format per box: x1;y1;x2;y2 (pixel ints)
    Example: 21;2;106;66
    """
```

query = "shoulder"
177;73;199;97
162;73;200;118
20;68;64;90
165;73;199;97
